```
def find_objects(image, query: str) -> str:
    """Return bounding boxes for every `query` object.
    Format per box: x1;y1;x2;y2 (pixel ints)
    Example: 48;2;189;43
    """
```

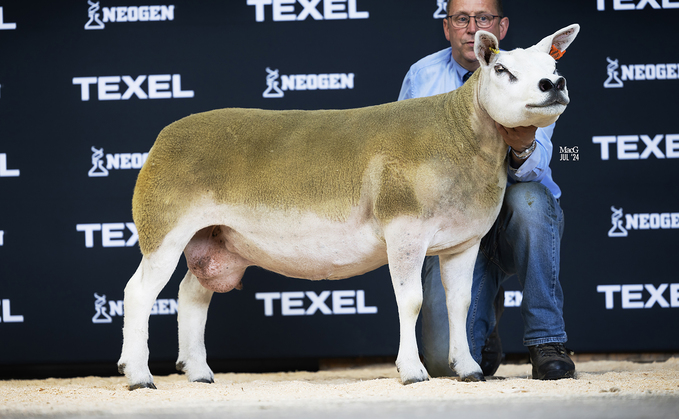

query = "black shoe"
528;343;575;380
480;328;504;376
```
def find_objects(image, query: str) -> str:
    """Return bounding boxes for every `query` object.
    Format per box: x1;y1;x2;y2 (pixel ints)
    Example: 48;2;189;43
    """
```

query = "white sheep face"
474;24;580;128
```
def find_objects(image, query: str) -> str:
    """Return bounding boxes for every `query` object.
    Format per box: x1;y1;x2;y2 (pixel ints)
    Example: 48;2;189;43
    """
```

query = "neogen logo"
263;67;354;98
604;57;679;88
85;1;175;30
92;293;177;323
608;206;679;237
433;1;448;18
88;147;149;177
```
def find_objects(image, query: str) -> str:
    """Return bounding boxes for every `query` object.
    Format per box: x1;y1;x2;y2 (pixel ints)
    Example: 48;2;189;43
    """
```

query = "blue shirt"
398;47;561;198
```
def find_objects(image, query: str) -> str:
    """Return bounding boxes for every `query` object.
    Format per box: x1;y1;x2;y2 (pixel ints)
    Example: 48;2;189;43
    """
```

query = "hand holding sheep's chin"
494;122;538;168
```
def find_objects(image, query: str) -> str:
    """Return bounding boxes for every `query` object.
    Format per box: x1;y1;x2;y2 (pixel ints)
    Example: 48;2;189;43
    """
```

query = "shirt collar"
449;53;474;85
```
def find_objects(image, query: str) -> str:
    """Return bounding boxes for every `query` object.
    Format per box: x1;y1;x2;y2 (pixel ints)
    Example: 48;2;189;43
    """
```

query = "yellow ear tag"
489;47;500;54
549;44;565;60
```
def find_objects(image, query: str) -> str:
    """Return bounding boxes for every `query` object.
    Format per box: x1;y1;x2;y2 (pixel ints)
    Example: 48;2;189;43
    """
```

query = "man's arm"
496;123;556;183
398;71;414;101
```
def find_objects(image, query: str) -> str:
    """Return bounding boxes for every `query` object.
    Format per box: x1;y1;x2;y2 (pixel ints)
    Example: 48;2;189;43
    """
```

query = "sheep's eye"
494;64;517;82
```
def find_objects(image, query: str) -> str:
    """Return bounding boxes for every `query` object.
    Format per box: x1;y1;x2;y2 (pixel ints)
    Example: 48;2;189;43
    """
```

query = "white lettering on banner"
263;68;355;98
281;73;354;91
89;146;108;177
247;0;368;22
88;146;149;177
622;63;679;81
433;1;448;18
504;290;523;307
76;223;138;248
72;75;193;101
255;290;377;316
604;57;679;88
0;230;4;246
597;0;679;10
0;299;25;323
0;153;20;177
0;7;17;30
85;2;175;30
592;135;679;160
93;293;176;323
597;284;679;309
107;153;148;169
607;206;679;237
625;213;679;230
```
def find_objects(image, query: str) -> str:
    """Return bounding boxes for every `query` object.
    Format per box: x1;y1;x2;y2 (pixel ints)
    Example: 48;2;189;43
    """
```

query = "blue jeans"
421;182;567;377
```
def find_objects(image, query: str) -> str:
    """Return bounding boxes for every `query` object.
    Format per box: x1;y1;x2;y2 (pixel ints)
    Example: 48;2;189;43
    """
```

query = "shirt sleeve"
508;123;555;183
397;69;414;101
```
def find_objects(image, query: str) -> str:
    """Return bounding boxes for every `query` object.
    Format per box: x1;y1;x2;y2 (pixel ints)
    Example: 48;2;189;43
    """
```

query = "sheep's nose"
539;77;566;92
538;78;554;92
555;77;566;91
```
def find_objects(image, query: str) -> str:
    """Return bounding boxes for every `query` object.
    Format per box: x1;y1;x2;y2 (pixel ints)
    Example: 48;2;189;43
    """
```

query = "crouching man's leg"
500;182;574;380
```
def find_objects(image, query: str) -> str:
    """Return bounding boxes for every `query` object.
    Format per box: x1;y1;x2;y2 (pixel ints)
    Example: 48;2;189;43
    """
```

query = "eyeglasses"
446;13;501;29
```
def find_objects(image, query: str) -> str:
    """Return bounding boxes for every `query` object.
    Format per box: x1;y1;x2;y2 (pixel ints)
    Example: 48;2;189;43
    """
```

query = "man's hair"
447;0;504;17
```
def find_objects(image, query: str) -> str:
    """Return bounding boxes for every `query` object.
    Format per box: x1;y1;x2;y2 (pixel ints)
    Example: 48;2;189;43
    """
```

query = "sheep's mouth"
526;99;569;108
526;92;570;108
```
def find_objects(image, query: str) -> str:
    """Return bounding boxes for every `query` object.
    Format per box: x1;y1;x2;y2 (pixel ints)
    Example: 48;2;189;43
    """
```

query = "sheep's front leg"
176;270;215;384
439;244;485;382
385;227;430;385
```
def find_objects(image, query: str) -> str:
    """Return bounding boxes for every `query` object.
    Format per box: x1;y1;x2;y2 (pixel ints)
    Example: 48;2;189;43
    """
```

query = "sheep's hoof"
461;372;486;382
401;369;429;385
403;376;429;385
129;381;157;391
193;377;215;384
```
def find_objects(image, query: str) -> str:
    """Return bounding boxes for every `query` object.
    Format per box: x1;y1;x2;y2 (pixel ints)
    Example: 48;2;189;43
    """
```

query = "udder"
184;225;250;293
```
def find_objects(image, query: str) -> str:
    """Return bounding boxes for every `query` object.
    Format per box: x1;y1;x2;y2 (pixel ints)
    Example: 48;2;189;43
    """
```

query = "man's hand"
495;122;538;168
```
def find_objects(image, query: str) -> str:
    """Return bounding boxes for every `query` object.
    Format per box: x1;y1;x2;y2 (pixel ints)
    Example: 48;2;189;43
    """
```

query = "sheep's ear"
532;24;580;60
474;31;500;67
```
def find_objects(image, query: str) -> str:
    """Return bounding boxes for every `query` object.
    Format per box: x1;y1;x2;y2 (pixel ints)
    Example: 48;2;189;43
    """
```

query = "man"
398;0;575;380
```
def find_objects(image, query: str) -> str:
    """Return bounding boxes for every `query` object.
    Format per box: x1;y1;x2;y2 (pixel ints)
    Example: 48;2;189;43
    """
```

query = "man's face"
444;0;509;71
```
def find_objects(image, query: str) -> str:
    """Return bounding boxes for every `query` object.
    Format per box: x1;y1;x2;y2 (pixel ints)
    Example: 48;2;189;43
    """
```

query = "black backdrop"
1;0;678;372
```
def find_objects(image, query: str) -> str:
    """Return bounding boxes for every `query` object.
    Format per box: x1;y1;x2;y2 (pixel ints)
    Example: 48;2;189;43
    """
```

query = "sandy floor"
1;358;678;418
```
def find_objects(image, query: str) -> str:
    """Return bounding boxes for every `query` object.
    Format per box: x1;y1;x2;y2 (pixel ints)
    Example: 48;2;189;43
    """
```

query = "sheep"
117;24;580;390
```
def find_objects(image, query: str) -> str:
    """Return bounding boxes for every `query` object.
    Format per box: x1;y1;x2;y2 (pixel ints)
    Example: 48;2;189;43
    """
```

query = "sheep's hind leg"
118;249;182;390
176;269;215;384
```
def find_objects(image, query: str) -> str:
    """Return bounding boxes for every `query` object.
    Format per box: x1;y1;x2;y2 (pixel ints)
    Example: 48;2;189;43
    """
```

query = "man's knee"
505;182;553;213
502;183;560;232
